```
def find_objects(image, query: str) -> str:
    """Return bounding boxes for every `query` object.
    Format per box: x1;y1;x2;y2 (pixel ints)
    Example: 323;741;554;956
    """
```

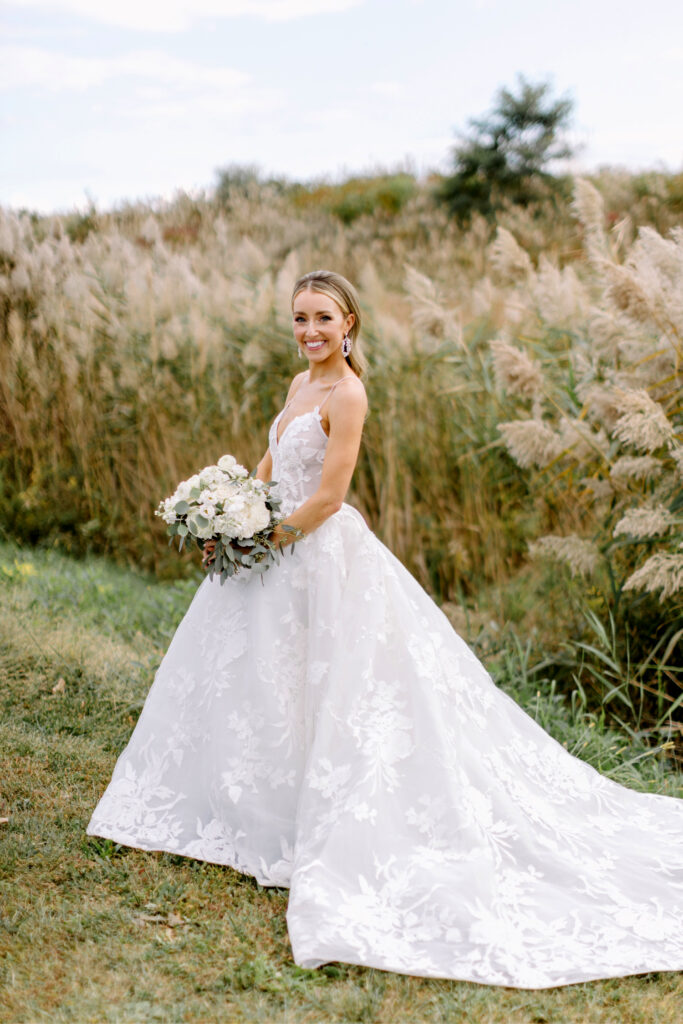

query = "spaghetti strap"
317;376;352;415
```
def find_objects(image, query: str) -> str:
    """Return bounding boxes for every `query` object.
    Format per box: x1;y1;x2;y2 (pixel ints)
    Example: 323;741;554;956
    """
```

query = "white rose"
197;501;217;522
217;454;237;472
173;480;192;502
199;466;224;488
161;500;177;525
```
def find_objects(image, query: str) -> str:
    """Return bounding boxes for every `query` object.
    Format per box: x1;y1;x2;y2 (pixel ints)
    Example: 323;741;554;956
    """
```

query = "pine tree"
438;76;574;223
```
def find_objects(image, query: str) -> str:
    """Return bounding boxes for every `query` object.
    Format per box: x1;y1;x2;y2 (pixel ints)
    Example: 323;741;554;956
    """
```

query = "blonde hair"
291;269;367;378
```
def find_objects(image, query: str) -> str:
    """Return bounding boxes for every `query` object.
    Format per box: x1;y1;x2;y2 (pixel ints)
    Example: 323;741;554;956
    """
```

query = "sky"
2;0;682;213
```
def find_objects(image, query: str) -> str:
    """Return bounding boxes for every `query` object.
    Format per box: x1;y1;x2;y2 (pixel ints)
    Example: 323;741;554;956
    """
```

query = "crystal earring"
341;334;352;358
297;345;304;359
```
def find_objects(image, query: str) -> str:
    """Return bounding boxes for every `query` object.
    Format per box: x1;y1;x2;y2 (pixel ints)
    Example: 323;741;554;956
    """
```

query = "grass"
1;538;682;1023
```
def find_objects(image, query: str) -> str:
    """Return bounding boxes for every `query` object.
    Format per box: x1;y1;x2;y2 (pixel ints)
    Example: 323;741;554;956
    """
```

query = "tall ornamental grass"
490;180;683;740
0;186;539;587
1;172;682;745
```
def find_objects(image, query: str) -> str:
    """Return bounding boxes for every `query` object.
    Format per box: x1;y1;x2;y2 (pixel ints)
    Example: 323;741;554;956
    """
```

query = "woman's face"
292;288;354;364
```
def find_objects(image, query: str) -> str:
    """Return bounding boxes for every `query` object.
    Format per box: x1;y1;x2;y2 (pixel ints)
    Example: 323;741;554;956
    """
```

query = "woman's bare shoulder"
329;375;368;421
342;374;367;403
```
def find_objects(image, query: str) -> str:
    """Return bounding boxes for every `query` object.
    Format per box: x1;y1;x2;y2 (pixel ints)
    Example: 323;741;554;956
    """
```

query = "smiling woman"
291;269;367;376
86;267;683;990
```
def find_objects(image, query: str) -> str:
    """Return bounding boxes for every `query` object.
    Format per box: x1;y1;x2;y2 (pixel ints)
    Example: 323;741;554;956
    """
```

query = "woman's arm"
270;380;367;546
254;449;273;483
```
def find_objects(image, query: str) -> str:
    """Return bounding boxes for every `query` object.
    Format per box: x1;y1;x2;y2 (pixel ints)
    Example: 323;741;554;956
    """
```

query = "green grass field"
1;539;681;1023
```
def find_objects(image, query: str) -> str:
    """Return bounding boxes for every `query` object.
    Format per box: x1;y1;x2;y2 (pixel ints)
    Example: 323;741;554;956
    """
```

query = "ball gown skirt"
87;408;683;989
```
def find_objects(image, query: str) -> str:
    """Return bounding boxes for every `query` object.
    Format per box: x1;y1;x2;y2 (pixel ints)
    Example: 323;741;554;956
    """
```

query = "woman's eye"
320;315;331;322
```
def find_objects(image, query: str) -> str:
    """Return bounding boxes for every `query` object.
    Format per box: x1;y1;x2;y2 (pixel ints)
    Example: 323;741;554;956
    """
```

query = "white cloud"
0;43;284;125
369;81;403;99
7;0;364;32
0;45;248;92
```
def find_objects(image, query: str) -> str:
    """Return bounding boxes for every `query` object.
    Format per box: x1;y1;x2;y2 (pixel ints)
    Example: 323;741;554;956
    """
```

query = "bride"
88;269;683;989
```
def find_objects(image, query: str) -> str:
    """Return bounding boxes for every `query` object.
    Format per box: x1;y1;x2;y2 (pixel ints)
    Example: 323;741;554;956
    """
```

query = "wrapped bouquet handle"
156;454;301;583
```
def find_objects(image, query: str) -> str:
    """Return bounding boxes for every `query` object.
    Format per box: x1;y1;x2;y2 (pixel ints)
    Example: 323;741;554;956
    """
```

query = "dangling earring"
297;345;304;359
341;334;352;358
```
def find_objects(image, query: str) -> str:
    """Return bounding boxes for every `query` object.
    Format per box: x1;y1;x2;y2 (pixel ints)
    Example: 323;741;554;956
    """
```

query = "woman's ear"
345;312;355;333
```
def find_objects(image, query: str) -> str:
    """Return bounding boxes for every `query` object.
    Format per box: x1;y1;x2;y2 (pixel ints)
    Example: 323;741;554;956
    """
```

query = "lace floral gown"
87;405;683;989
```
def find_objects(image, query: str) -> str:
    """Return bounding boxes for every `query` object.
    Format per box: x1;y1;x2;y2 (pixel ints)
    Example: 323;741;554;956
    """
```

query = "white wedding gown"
88;405;683;989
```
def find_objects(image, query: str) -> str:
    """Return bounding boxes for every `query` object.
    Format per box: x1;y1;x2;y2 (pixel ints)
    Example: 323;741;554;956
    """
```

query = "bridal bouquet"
156;454;297;583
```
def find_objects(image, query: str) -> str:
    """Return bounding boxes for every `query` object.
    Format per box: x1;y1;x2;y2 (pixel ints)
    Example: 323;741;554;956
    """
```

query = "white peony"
225;494;247;516
239;498;271;537
214;512;239;538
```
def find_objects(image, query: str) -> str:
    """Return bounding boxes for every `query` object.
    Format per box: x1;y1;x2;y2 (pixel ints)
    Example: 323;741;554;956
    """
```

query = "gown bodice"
268;408;328;516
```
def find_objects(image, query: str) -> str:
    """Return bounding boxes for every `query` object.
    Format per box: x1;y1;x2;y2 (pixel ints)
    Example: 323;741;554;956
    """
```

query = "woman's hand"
202;540;216;568
202;539;257;570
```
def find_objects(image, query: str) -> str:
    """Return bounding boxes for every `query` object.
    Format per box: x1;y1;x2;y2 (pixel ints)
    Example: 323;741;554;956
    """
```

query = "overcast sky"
2;0;682;213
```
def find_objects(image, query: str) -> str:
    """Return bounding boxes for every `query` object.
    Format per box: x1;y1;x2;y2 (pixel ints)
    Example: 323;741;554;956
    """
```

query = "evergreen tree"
438;76;574;222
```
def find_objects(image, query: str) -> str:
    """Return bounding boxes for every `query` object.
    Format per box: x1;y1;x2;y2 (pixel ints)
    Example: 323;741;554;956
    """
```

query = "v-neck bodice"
267;375;355;514
268;408;329;516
